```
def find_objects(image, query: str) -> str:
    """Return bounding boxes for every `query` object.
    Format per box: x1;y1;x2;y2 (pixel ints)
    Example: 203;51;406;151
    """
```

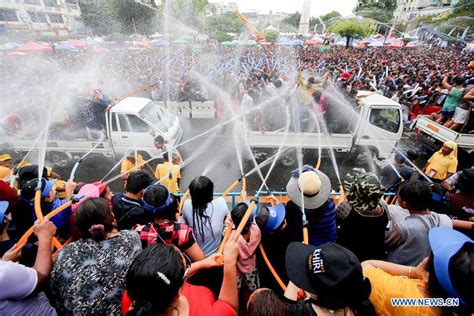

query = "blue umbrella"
55;42;77;51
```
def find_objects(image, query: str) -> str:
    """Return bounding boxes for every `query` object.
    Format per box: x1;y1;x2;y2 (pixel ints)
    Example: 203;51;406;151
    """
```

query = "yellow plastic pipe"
222;178;242;198
259;243;287;291
33;189;63;250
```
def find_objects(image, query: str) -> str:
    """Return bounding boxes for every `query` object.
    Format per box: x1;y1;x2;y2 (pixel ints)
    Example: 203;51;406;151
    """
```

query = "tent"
221;41;238;46
68;39;87;48
368;41;384;47
16;41;53;53
0;42;20;50
55;42;77;51
152;39;169;47
387;41;404;48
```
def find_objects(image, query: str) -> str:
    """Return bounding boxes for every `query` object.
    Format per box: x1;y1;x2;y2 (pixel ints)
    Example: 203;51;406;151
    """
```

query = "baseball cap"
429;228;474;305
285;242;371;310
341;72;351;80
257;204;286;232
142;184;171;214
20;178;57;201
0;201;9;223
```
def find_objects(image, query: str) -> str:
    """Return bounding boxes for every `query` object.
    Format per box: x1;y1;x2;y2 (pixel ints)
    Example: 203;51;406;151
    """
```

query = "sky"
211;0;359;17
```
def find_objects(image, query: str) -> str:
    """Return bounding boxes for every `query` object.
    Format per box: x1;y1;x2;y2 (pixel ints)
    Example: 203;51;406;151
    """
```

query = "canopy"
55;42;77;51
68;39;87;48
368;41;384;47
221;41;238;46
387;41;404;48
0;42;20;50
16;41;52;53
406;40;419;48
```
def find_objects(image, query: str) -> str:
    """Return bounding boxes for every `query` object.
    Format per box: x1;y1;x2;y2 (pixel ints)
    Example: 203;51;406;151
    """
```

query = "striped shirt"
133;222;196;251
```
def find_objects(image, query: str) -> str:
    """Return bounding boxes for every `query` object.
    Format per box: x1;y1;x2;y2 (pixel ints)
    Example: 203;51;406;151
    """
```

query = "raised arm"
442;76;452;91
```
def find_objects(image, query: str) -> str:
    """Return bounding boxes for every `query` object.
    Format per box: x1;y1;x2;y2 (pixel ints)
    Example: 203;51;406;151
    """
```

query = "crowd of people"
1;42;474;315
0;149;473;315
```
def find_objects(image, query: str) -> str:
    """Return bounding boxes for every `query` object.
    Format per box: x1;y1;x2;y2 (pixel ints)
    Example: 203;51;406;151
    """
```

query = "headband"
142;184;171;214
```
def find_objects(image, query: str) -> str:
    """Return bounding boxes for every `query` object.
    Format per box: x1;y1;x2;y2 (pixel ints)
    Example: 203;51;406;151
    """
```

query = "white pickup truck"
247;93;404;165
6;97;183;167
408;113;474;167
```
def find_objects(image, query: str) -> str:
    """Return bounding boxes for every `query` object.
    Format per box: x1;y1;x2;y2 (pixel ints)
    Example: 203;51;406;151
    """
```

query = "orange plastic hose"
34;189;63;250
303;226;309;245
222;178;242;198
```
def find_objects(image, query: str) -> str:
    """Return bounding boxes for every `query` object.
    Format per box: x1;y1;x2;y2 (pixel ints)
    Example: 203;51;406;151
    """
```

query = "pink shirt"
237;224;261;274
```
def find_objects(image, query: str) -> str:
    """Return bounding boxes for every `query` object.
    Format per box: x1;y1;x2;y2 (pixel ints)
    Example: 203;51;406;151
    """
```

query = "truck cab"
246;92;403;164
106;97;183;158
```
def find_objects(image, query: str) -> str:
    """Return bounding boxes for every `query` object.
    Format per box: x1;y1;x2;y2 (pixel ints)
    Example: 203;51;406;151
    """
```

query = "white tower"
298;0;311;36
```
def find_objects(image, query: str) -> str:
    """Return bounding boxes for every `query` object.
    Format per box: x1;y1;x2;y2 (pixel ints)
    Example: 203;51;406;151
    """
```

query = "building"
394;0;454;21
0;0;83;36
209;1;238;16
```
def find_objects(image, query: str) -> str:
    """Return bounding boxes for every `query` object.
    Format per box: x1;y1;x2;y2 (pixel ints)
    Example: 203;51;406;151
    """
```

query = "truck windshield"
369;108;400;134
140;102;175;132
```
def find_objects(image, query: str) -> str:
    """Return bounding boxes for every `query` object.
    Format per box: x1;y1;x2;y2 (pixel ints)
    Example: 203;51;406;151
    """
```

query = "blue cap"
263;204;286;232
41;179;57;198
0;201;9;223
142;184;171;214
429;227;473;305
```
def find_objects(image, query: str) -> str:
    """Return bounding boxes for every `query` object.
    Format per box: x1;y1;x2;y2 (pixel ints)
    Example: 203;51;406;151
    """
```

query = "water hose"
178;189;189;216
222;178;242;198
34;188;63;250
259;243;287;291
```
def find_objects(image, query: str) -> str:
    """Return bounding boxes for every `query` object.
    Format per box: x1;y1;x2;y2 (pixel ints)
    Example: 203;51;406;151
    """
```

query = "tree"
78;1;117;35
354;0;396;23
212;31;232;43
329;18;376;48
108;0;158;35
281;12;301;29
206;12;243;33
320;10;342;22
264;30;279;43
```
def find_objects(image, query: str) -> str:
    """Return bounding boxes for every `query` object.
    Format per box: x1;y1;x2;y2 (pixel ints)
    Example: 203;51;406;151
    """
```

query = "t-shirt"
380;164;413;191
182;282;235;316
120;155;146;174
49;230;142;315
426;152;457;180
364;267;440;316
182;197;230;257
442;87;463;112
387;213;452;266
0;261;37;300
121;282;235;316
388;204;410;224
0;292;57;316
112;193;151;230
237;223;261;274
154;162;181;193
133;221;196;251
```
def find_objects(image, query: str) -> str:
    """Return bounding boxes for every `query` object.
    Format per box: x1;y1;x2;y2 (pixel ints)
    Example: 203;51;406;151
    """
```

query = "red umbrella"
305;39;317;46
16;41;53;53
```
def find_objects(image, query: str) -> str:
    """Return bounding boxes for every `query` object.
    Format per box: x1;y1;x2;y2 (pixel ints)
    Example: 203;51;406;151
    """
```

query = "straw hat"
286;165;331;209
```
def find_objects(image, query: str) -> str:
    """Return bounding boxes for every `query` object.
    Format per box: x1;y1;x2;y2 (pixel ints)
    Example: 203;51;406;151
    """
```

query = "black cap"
285;242;370;310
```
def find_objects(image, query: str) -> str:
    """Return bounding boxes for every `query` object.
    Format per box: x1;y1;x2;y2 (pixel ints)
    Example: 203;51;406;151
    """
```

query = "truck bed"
9;138;114;156
247;131;353;151
414;116;474;150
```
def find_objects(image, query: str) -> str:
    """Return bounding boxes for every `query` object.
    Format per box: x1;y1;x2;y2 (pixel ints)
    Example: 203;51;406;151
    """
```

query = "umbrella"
292;39;304;46
16;41;53;53
239;39;256;46
173;38;189;45
305;39;317;46
368;41;384;47
0;42;21;50
311;37;324;44
55;42;77;51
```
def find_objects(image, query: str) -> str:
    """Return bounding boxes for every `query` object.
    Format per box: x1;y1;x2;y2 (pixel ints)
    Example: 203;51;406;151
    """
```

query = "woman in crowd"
133;183;205;262
124;232;240;316
182;176;230;257
363;227;474;315
49;197;142;315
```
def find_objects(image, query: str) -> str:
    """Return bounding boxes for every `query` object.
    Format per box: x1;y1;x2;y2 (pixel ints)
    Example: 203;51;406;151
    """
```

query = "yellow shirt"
154;162;181;194
0;166;11;180
121;154;146;174
426;152;457;180
364;268;440;316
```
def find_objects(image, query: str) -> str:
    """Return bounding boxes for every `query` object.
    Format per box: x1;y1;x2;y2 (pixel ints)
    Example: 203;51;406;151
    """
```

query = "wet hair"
126;244;185;316
255;207;270;232
162;152;169;162
231;202;250;235
398;180;432;211
126;171;153;195
247;289;289;316
407;150;418;162
73;198;114;241
274;79;282;88
457;169;474;195
428;244;474;313
454;76;465;86
154;135;164;144
188;176;214;241
143;184;179;221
